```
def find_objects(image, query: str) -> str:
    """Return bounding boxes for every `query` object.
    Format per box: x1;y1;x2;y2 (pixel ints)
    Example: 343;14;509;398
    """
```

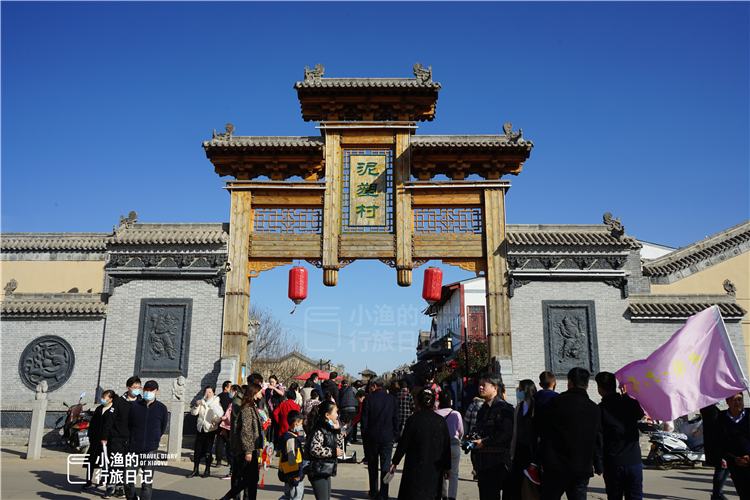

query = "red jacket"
273;399;301;437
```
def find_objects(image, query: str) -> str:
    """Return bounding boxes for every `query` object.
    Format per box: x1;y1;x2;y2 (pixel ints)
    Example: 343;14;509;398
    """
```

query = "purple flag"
615;305;748;421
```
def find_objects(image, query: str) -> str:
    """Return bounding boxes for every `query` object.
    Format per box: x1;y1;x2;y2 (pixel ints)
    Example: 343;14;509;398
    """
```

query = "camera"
461;432;481;454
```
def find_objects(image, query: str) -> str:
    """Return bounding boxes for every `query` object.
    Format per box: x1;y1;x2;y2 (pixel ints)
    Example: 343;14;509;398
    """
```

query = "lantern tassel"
290;305;297;314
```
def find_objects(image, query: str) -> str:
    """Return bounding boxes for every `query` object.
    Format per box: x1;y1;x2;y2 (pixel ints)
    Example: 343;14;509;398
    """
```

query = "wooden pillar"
322;132;341;286
483;187;512;370
394;131;413;287
222;189;252;383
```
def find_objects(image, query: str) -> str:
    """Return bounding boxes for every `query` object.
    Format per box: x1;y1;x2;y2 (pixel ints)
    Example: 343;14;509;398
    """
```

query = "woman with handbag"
217;383;264;500
189;385;224;478
305;401;344;500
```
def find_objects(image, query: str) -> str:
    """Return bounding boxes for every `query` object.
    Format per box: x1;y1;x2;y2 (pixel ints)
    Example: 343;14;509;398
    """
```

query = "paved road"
0;444;739;500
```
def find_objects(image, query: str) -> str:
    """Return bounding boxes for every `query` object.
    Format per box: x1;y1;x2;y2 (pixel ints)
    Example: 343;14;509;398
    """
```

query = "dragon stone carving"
503;122;524;144
413;63;433;84
212;123;235;141
603;213;625;239
304;64;325;83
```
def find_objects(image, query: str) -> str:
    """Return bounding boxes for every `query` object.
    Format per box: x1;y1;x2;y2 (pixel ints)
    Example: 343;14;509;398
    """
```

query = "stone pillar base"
217;355;239;386
27;397;47;460
168;401;185;459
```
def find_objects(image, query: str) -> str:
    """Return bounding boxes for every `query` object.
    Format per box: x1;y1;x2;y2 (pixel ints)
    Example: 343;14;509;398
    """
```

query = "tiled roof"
109;223;228;246
203;136;324;149
1;293;107;317
506;225;642;249
412;135;533;148
628;299;746;319
642;220;750;276
294;78;441;89
1;233;108;251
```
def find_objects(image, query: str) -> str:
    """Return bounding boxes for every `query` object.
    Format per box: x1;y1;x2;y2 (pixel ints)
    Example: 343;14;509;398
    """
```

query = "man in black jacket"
100;376;142;499
717;392;750;499
534;367;603;500
124;380;168;500
470;372;514;500
361;377;399;500
595;371;644;500
321;372;340;406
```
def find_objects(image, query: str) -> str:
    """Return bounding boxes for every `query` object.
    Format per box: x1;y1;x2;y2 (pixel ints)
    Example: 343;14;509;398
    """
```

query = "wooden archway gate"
204;65;533;383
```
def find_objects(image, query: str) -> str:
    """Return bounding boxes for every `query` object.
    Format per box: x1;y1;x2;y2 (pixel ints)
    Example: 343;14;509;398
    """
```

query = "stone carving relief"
172;375;186;401
542;301;599;377
114;211;138;233
4;278;18;295
503;122;524;144
35;380;48;400
212;123;235;141
19;336;76;392
304;64;325;83
724;279;737;296
135;299;192;377
603;212;625;239
413;63;433;84
109;253;227;270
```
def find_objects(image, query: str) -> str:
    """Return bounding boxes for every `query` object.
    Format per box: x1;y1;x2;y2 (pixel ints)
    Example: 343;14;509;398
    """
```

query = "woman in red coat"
273;389;301;441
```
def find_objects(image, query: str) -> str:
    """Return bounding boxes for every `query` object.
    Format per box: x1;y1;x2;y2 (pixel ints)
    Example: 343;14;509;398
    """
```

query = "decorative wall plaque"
542;300;599;377
19;336;76;391
134;298;193;377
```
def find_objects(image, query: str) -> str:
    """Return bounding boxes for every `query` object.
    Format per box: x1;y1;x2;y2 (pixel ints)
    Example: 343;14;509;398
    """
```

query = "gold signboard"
348;155;387;226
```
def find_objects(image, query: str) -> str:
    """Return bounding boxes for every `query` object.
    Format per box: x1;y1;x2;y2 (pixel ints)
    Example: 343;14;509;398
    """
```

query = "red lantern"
422;267;443;304
288;266;308;313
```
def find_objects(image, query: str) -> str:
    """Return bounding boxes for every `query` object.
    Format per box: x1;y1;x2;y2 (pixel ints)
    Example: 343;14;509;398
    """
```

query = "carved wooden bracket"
247;259;293;277
441;258;487;277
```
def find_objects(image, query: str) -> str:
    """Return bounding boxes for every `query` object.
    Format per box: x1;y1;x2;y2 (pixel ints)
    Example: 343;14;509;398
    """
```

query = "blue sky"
2;2;748;375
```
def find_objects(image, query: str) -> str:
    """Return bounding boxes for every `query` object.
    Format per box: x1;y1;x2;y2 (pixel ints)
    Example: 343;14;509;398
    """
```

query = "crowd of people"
75;368;749;500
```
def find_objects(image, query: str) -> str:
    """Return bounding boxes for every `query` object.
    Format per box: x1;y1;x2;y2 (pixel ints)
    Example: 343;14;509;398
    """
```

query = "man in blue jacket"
361;377;399;500
124;380;168;500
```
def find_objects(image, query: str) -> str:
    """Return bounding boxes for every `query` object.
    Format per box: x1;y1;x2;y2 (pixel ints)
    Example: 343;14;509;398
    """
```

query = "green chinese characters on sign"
348;155;387;227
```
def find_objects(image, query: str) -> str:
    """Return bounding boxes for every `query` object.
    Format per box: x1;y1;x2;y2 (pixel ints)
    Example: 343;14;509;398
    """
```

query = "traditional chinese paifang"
349;155;387;226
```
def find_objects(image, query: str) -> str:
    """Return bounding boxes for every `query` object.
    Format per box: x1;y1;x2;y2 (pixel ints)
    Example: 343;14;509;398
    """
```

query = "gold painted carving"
247;259;293;277
441;258;487;277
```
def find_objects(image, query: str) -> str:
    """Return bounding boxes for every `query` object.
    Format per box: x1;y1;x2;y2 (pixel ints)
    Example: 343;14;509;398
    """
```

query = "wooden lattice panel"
254;208;322;234
413;208;482;233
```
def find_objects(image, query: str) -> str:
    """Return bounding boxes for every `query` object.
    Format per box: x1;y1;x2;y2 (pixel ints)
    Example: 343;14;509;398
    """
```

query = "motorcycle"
639;417;705;469
59;392;94;454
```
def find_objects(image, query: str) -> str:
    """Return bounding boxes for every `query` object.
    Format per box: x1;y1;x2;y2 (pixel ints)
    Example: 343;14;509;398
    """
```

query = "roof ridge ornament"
413;63;432;84
603;212;625;239
304;64;325;83
724;279;737;296
114;211;138;233
212;123;235;142
503;122;524;144
4;278;18;296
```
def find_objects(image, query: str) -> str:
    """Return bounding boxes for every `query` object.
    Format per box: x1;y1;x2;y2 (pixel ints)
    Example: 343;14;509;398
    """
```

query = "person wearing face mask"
125;380;168;500
189;385;224;478
81;389;117;491
505;380;539;500
100;376;142;499
278;411;306;500
305;401;345;500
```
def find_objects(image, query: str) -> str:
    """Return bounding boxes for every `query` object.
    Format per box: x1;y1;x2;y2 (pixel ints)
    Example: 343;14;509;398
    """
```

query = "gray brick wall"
1;317;106;409
509;279;748;403
99;279;224;405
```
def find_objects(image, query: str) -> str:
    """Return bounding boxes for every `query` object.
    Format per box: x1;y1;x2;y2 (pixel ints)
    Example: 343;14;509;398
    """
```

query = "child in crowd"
524;370;558;485
278;410;305;500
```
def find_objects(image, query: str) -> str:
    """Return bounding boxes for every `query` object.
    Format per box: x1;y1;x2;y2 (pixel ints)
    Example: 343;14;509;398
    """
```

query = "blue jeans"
602;464;643;500
364;440;393;500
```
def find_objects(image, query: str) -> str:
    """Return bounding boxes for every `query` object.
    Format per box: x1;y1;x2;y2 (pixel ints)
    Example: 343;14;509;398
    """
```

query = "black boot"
203;455;211;477
186;459;199;478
